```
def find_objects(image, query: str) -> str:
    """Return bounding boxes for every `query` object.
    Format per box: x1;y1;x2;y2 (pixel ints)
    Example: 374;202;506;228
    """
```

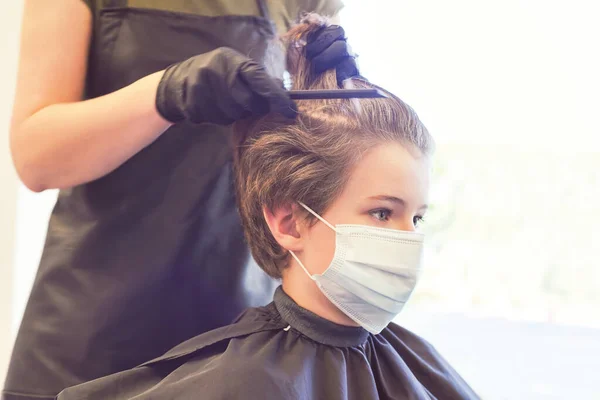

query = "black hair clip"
288;89;388;100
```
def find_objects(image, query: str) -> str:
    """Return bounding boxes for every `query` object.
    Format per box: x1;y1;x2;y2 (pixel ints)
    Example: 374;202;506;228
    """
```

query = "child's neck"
281;265;359;328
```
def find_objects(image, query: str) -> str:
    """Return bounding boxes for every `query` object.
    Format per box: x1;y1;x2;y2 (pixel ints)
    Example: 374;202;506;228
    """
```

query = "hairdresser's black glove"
156;47;296;124
305;25;360;86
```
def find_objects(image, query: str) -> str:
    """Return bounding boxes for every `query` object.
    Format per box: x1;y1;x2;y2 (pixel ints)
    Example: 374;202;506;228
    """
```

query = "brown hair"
234;14;433;279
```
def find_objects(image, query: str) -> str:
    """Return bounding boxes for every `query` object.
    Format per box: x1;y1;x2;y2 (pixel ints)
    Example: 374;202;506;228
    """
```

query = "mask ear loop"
298;202;336;231
288;250;316;281
289;202;336;280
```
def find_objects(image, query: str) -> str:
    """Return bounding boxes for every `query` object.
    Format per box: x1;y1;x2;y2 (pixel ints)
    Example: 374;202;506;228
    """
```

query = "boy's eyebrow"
368;195;428;210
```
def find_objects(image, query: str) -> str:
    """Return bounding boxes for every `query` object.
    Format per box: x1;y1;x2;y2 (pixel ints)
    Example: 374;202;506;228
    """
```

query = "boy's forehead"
343;144;430;202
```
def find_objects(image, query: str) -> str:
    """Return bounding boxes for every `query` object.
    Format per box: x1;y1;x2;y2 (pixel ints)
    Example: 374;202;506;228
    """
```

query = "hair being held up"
234;14;434;279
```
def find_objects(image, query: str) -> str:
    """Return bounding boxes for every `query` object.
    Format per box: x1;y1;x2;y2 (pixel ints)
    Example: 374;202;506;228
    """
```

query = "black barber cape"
58;287;479;400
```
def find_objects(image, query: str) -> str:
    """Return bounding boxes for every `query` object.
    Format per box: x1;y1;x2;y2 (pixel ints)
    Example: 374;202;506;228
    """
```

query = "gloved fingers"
238;61;297;118
211;95;247;125
229;76;271;116
193;82;245;125
156;47;297;126
272;77;287;90
311;39;351;75
191;63;247;125
335;57;360;86
305;25;346;59
206;49;270;123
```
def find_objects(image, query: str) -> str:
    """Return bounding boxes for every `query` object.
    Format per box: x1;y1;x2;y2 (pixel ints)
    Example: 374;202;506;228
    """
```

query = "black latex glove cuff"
156;63;187;123
305;25;360;86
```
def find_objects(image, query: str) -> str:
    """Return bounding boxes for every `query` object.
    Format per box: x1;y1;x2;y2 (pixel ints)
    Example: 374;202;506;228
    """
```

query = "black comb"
288;89;388;100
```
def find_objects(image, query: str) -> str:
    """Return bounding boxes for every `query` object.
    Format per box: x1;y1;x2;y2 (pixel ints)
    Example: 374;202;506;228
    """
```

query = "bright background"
339;1;600;399
1;1;599;399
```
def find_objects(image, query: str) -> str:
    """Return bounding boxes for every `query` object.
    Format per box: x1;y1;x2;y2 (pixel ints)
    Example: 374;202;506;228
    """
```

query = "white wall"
12;189;58;335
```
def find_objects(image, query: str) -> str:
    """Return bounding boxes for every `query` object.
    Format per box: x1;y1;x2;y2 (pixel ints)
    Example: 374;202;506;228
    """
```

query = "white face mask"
289;202;424;334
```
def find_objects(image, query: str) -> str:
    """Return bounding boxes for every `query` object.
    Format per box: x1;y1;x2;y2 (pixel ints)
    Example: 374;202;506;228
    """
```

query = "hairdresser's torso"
3;1;341;398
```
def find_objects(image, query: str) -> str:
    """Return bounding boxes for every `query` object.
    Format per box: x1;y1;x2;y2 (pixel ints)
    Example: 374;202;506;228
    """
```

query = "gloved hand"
156;47;296;124
305;25;360;86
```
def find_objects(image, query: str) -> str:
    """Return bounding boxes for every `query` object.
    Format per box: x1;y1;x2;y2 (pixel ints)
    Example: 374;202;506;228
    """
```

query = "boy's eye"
413;215;425;227
370;209;392;221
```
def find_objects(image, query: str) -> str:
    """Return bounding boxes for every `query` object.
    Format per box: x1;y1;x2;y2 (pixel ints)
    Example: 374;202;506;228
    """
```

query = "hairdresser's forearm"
11;71;171;192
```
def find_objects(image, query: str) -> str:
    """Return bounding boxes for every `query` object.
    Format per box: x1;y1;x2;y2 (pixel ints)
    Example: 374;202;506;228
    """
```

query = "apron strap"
256;0;271;21
103;0;127;8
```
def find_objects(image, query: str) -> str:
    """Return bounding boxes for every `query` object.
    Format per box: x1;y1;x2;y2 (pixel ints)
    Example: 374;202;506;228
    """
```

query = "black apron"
3;1;288;398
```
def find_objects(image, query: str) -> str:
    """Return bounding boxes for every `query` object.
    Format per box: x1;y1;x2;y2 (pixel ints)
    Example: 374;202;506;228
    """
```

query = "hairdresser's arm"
9;0;172;193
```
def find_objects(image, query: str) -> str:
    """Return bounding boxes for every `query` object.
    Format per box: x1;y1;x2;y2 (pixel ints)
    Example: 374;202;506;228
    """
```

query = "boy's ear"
263;202;304;252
